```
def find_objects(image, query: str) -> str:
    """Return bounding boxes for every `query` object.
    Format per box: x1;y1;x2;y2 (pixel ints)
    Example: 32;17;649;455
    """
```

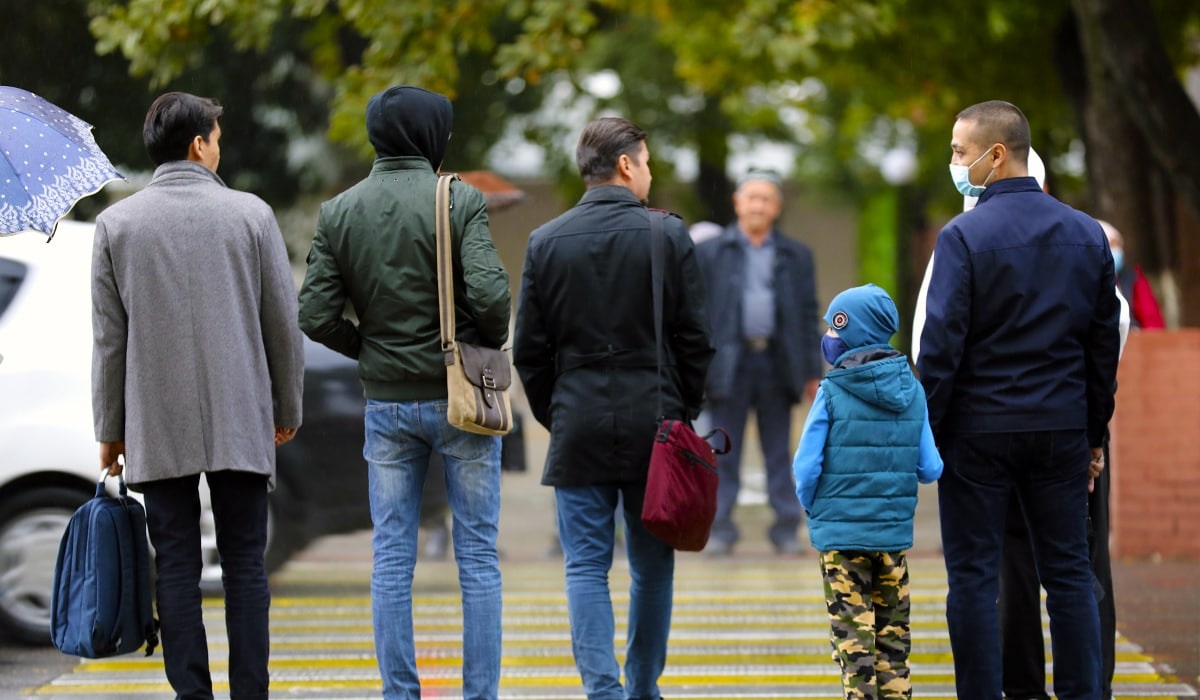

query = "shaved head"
956;101;1031;166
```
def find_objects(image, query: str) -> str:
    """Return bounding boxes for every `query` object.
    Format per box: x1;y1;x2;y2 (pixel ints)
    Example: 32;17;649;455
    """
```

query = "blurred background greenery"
4;0;1199;339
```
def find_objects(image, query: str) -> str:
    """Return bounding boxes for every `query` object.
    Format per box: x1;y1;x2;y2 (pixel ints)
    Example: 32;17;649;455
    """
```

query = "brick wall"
1111;329;1200;560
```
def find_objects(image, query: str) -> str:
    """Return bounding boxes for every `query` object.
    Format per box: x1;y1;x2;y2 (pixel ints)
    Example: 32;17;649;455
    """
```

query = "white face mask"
949;147;995;198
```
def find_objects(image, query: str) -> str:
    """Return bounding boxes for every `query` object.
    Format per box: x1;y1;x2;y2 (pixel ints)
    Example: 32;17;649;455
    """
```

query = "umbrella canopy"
0;87;123;239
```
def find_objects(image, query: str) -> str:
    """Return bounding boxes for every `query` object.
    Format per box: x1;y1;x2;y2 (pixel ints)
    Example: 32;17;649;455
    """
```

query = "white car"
0;222;372;645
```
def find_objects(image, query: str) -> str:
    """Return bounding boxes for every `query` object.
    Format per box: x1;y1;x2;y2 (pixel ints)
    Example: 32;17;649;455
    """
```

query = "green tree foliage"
76;0;1200;188
1;0;334;209
84;0;902;213
0;0;154;217
82;0;1200;320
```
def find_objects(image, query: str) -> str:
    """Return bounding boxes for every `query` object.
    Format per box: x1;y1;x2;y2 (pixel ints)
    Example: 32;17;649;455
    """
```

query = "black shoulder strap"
649;210;665;420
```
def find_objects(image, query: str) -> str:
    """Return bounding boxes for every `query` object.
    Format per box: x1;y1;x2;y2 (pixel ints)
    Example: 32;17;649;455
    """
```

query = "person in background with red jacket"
1101;220;1165;329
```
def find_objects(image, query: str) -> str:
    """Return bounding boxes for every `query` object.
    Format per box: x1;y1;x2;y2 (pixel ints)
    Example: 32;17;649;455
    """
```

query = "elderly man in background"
696;168;822;557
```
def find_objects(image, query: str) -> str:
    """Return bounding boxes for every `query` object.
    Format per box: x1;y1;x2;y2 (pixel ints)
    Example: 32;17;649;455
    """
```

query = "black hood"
366;86;453;166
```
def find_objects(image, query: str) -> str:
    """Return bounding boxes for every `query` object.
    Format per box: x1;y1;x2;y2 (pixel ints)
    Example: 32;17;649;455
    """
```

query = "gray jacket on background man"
91;160;304;489
695;225;822;403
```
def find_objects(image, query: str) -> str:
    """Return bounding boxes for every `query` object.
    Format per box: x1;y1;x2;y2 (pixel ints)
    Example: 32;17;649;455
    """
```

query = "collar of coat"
975;175;1042;205
578;184;642;206
370;156;435;175
149;160;227;188
715;224;787;250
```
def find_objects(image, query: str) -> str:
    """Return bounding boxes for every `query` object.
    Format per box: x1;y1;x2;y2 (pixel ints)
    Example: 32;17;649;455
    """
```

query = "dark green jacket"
298;157;510;400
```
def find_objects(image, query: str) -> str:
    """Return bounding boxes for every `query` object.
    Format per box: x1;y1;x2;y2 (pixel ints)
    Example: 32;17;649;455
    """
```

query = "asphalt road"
0;640;77;696
5;423;1196;696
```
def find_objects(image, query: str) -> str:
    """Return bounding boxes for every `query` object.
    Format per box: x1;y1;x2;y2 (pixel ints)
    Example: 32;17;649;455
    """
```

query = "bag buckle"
655;419;672;443
482;368;497;389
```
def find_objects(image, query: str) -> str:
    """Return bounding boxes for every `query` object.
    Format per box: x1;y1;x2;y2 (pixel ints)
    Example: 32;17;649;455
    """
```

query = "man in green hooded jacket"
298;85;510;700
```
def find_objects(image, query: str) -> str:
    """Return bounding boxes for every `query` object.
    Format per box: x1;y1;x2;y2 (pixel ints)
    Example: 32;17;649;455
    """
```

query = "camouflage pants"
820;550;912;700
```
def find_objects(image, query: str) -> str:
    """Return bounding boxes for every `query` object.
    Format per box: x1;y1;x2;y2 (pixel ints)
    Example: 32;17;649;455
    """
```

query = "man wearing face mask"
911;147;1046;360
916;101;1121;700
1102;220;1165;329
299;86;510;700
915;151;1131;700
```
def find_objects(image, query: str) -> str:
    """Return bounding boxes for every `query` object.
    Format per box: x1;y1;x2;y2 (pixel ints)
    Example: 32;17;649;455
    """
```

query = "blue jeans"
364;399;503;700
939;430;1101;700
142;471;270;700
708;347;801;547
555;483;675;700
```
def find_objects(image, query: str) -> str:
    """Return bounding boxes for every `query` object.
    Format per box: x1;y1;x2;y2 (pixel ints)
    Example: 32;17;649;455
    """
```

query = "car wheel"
0;487;90;646
198;491;306;595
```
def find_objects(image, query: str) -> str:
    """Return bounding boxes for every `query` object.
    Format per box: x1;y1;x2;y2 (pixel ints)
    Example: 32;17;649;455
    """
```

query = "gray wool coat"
91;161;304;490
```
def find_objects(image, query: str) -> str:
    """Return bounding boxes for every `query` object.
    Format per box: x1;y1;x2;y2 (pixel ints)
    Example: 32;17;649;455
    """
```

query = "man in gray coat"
92;92;304;700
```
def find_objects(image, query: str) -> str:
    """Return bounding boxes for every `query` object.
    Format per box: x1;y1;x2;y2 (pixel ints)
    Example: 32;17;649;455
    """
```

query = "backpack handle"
97;464;129;498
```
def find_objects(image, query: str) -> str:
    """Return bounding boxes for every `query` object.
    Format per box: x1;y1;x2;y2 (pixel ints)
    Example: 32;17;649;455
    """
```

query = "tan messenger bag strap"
435;173;460;350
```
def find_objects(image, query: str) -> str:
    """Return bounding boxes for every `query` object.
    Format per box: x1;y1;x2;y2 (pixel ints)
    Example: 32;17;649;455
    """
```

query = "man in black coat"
514;117;713;700
695;169;822;556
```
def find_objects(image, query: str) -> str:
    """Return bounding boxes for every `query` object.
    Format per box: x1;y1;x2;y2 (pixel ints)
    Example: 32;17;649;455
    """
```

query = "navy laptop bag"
51;468;158;658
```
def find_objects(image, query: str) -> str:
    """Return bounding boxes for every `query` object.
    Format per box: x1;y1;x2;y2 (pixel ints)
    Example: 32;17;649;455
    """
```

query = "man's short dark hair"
143;92;224;166
575;117;647;185
957;100;1031;166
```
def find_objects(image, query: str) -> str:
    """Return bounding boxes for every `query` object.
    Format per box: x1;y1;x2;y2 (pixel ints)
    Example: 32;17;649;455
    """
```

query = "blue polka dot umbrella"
0;86;123;239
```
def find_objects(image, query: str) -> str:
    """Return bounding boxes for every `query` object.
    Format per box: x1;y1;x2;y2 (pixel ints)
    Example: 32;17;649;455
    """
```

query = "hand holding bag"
51;467;159;658
640;211;730;551
436;174;514;436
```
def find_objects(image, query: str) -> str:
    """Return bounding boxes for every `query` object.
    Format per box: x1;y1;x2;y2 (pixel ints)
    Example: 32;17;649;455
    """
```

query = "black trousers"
142;471;271;700
1000;443;1115;699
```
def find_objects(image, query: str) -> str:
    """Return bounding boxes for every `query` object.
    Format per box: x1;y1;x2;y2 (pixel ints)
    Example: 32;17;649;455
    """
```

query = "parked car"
0;222;370;646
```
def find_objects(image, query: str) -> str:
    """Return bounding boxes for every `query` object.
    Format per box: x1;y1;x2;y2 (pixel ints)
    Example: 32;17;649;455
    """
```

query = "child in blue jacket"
792;283;943;700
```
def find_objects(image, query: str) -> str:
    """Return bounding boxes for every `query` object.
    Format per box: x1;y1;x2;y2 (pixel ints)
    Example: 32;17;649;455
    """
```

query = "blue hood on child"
821;284;914;413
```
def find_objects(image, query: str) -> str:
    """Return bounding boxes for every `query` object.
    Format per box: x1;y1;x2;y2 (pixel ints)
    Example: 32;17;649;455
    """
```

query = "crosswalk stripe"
30;557;1197;699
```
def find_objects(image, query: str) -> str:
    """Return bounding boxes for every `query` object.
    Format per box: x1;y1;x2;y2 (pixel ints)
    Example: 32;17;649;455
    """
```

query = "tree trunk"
1178;202;1200;327
1072;0;1200;219
693;96;733;225
1063;7;1158;259
1071;0;1200;325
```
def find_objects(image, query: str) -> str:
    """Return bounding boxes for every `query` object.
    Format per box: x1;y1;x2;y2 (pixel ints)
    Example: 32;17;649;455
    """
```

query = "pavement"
14;419;1197;698
259;455;1200;698
479;419;1200;693
1109;560;1200;691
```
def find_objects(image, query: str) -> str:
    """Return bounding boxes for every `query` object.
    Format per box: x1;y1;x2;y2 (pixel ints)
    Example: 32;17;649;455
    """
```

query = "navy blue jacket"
916;177;1121;447
695;225;822;403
